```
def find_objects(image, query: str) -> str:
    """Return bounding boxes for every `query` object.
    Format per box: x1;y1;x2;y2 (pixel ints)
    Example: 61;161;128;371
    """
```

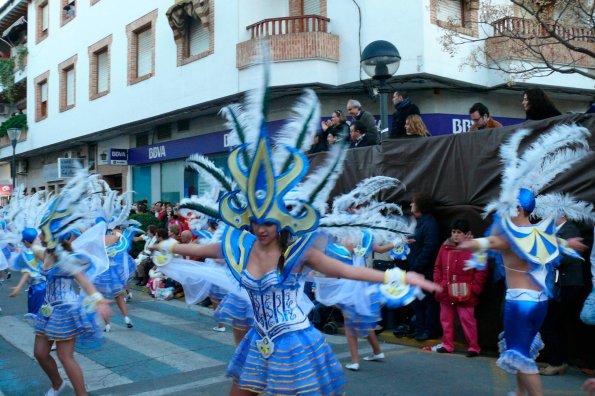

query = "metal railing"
492;16;593;42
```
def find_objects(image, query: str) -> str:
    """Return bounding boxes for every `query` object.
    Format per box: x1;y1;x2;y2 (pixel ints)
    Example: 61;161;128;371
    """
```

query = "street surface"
0;279;589;396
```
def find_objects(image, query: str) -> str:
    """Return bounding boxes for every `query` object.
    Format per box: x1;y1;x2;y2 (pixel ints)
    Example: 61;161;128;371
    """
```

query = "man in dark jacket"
347;99;379;144
539;216;585;376
389;91;420;138
348;121;375;149
407;192;442;340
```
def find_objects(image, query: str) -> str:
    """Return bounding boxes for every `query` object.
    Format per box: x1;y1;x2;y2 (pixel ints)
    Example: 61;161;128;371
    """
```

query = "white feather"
533;193;595;223
332;176;404;214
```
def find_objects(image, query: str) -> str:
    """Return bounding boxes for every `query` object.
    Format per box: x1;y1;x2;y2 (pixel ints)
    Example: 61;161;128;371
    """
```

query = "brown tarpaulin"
310;113;595;235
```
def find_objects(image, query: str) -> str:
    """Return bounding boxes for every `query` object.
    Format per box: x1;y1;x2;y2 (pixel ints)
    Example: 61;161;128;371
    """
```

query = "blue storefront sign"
109;148;129;165
58;158;85;178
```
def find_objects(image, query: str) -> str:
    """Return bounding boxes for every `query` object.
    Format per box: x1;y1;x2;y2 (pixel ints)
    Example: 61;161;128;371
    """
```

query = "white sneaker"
44;381;66;396
50;344;57;351
363;352;385;361
345;362;360;371
126;292;133;301
124;317;133;329
212;326;226;332
104;324;111;333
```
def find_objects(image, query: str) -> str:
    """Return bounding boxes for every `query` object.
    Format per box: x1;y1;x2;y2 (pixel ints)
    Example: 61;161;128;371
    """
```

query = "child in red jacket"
426;219;488;356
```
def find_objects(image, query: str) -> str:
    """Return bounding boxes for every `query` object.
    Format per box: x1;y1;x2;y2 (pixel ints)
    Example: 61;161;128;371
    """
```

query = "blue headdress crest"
218;63;320;236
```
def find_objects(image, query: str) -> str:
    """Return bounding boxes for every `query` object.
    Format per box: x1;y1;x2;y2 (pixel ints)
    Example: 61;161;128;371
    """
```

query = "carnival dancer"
460;125;594;396
313;177;419;371
33;170;111;396
151;69;441;395
92;184;139;332
9;228;47;321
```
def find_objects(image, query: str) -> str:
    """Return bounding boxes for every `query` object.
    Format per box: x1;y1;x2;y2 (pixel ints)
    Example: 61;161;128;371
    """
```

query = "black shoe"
374;326;385;336
466;351;479;358
415;332;430;341
436;347;450;353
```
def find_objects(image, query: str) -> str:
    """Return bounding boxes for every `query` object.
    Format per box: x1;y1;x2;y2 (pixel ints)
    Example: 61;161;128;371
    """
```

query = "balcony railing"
492;16;593;42
246;15;330;39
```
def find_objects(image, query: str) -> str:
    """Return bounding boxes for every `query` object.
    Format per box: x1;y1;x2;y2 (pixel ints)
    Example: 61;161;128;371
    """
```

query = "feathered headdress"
485;124;593;221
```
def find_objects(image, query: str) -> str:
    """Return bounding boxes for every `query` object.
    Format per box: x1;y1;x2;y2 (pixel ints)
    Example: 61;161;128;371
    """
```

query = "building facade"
0;0;591;204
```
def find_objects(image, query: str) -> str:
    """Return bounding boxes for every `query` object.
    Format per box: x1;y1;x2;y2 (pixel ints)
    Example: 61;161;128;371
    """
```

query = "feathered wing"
485;124;592;218
320;211;415;245
287;141;349;215
272;89;320;174
185;154;236;194
332;176;404;214
533;193;595;223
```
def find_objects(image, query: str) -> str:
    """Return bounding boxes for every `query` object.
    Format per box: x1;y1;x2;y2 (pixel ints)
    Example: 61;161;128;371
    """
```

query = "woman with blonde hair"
405;114;431;137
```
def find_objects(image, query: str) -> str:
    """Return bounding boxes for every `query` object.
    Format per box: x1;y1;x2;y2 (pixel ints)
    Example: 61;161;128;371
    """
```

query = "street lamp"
7;127;22;190
360;40;401;140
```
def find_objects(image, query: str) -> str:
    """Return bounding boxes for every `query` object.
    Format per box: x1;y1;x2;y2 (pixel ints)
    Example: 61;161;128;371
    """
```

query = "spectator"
308;132;329;154
135;225;158;286
407;192;442;341
468;102;503;131
348;120;375;149
321;110;349;141
390;91;420;139
522;88;562;120
428;219;487;356
540;215;585;375
327;131;339;146
346;99;379;144
405;115;431;137
168;224;181;240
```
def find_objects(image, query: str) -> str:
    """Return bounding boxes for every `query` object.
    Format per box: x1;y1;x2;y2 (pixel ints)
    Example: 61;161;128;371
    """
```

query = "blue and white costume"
469;125;595;375
12;244;46;317
222;228;344;395
94;233;135;299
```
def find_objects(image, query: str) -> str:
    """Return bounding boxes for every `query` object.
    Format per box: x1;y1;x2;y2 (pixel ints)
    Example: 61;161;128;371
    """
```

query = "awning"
166;0;210;41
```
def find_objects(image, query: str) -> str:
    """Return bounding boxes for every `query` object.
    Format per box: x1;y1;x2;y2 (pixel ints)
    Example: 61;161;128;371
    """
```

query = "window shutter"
437;0;463;25
66;68;75;106
189;19;209;56
137;28;152;77
41;82;48;102
97;50;108;93
303;0;321;15
42;4;49;31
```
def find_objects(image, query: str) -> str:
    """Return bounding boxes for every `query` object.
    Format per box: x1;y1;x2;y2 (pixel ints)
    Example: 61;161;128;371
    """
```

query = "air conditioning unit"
16;159;28;174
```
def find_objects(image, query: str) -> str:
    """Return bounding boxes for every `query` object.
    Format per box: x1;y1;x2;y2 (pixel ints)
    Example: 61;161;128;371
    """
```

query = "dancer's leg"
517;372;543;396
345;327;359;364
115;294;128;317
56;338;87;396
232;327;248;347
33;335;62;390
366;330;382;355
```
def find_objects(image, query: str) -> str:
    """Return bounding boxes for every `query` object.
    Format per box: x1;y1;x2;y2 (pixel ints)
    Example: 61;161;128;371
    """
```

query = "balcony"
237;15;339;69
486;17;594;68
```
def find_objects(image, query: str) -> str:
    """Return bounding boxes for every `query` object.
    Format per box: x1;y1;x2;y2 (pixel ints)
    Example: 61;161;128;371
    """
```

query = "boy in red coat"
430;219;488;356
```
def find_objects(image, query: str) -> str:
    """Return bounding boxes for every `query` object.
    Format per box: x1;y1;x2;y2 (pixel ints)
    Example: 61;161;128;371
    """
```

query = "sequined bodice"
242;271;309;339
40;267;78;305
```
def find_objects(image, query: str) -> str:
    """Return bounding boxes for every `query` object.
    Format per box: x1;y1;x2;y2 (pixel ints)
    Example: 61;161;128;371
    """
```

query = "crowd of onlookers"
309;87;567;153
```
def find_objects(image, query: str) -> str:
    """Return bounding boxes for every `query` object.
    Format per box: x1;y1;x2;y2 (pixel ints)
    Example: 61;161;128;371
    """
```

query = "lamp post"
7;127;21;190
360;40;401;140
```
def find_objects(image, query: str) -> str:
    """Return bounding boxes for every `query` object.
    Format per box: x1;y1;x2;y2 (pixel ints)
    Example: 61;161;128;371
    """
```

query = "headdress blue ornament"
21;228;38;244
517;188;535;213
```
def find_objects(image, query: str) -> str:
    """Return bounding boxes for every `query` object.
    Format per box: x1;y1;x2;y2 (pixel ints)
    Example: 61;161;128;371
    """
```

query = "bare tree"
439;0;594;80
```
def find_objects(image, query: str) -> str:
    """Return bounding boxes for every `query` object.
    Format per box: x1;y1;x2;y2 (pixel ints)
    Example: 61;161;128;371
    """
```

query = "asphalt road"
0;277;589;396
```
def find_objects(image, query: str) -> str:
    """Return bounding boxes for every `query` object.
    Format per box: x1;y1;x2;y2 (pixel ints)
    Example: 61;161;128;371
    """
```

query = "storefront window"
161;161;183;203
132;165;151;203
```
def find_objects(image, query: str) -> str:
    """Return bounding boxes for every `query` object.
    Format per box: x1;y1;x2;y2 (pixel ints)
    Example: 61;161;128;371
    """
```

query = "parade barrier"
309;113;595;364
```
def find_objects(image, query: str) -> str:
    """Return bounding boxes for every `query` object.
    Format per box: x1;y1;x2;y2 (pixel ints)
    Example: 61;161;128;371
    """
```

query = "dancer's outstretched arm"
305;248;441;293
74;272;111;322
149;242;222;260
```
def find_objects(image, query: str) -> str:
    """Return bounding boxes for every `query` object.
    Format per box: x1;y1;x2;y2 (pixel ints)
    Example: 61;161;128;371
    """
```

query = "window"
437;0;464;27
61;0;76;25
167;2;213;66
59;55;77;112
430;0;478;37
88;35;112;100
37;1;49;43
187;18;209;57
34;71;50;122
126;10;158;85
136;28;152;78
303;0;321;15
